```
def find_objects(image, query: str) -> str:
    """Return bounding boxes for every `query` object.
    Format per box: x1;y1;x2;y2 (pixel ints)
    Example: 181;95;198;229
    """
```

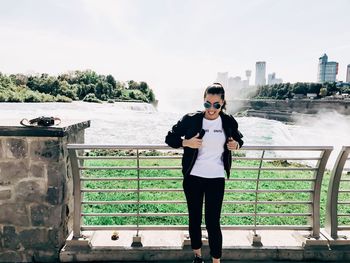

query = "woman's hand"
227;137;239;151
182;133;202;149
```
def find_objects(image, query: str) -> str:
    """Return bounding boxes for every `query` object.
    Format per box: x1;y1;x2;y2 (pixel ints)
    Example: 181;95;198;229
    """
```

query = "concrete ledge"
0;120;90;137
59;230;350;262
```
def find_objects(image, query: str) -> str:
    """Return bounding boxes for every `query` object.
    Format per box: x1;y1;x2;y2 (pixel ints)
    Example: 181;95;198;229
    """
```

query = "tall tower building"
347;65;350;83
216;72;228;89
255;62;266;86
317;54;338;83
245;70;252;85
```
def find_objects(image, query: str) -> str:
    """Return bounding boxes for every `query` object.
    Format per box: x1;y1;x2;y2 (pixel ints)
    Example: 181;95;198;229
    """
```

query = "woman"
165;83;244;263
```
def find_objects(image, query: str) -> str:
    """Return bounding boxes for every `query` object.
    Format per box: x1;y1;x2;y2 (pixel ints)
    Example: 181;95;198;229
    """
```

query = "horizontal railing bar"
81;225;312;231
340;179;350;182
80;177;183;181
68;144;333;151
337;202;350;205
81;188;313;193
79;166;317;171
78;156;183;160
79;166;182;170
337;213;350;216
79;156;321;161
232;167;317;171
338;190;350;193
79;156;137;160
81;200;312;205
338;226;350;230
80;177;315;182
82;201;187;205
81;212;312;217
232;157;321;161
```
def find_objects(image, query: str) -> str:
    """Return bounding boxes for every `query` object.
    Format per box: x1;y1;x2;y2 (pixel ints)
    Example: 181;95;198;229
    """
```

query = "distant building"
347;64;350;83
317;54;338;83
255;61;266;86
245;70;252;85
267;72;283;85
216;72;228;89
228;76;242;90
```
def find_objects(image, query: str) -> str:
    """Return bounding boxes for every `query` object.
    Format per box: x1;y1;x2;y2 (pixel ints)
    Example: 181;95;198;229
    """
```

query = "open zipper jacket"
165;111;244;179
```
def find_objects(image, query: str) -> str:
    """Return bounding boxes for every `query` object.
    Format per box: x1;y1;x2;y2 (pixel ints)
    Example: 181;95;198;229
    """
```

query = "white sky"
0;0;349;99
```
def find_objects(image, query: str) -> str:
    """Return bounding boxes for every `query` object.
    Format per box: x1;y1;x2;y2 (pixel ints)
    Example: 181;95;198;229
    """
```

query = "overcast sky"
1;0;349;99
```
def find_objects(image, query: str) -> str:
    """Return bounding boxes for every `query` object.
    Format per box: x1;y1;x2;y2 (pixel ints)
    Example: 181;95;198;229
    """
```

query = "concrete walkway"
60;230;350;262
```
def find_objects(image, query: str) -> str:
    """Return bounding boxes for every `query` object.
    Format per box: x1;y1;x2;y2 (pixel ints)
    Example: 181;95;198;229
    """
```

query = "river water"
0;101;349;167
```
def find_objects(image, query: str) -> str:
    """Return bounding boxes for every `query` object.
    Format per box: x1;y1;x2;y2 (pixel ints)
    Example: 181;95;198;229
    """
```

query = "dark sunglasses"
204;101;221;109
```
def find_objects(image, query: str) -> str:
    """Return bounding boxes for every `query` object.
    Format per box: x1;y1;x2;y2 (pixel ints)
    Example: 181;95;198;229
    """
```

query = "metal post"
254;150;265;234
325;147;350;238
311;148;332;238
136;148;140;236
68;148;82;239
131;148;143;247
249;150;264;247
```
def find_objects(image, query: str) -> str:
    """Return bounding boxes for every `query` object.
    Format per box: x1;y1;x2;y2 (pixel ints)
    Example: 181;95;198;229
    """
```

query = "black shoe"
192;255;204;263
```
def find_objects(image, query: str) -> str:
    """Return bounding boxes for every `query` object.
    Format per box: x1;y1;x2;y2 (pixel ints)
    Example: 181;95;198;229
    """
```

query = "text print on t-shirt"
203;129;223;133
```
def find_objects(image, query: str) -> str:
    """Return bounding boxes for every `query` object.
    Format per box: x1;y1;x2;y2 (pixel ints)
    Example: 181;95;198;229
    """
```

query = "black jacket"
165;111;244;179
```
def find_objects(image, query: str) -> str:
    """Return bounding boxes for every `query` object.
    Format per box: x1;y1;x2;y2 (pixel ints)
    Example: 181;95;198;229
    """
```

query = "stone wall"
0;121;89;262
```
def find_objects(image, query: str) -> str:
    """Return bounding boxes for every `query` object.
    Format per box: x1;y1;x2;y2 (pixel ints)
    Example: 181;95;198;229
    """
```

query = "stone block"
30;204;62;227
0;251;22;262
5;138;28;158
15;179;46;203
0;161;28;186
3;225;20;250
48;227;65;248
0;188;11;200
30;139;62;162
30;162;46;178
19;228;50;249
0;203;29;226
33;250;59;262
47;162;67;187
46;186;63;205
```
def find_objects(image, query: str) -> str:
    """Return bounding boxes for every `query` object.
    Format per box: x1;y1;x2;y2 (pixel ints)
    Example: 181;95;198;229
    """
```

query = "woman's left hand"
227;137;240;151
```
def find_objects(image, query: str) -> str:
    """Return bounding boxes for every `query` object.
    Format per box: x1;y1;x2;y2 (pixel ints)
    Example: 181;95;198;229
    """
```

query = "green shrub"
83;93;102;103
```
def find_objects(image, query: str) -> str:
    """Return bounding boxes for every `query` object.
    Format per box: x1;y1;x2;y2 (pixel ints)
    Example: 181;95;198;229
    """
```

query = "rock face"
227;99;350;121
0;121;90;262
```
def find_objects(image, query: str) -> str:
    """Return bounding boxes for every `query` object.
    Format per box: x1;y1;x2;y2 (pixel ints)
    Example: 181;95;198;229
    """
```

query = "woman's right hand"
182;133;202;149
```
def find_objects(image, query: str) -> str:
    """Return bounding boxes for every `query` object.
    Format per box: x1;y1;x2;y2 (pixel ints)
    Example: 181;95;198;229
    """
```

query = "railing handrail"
67;144;333;151
67;144;334;239
325;146;350;238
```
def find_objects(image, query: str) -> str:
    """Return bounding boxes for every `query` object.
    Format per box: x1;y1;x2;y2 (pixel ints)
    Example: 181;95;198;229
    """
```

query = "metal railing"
325;146;350;239
67;145;333;239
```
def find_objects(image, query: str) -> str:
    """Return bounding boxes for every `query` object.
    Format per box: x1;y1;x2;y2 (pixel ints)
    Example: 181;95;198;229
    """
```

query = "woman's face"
203;93;224;120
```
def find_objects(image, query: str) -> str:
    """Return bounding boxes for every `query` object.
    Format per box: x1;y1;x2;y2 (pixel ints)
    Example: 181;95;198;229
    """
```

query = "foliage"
83;93;102;103
253;82;347;100
0;70;156;103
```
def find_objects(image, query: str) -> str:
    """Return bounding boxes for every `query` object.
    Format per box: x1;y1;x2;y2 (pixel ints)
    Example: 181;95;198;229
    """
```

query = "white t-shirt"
190;116;226;178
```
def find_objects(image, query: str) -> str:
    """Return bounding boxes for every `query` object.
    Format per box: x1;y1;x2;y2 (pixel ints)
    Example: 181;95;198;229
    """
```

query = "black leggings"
183;174;225;259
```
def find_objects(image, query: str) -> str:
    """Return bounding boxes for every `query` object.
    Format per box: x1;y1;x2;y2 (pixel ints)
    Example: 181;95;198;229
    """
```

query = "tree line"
0;70;156;103
253;82;350;100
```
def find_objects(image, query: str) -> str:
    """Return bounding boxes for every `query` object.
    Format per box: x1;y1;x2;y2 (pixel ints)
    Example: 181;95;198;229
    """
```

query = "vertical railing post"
249;150;265;247
325;146;350;238
131;148;143;247
68;148;82;239
136;148;140;236
311;148;332;238
253;150;265;234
